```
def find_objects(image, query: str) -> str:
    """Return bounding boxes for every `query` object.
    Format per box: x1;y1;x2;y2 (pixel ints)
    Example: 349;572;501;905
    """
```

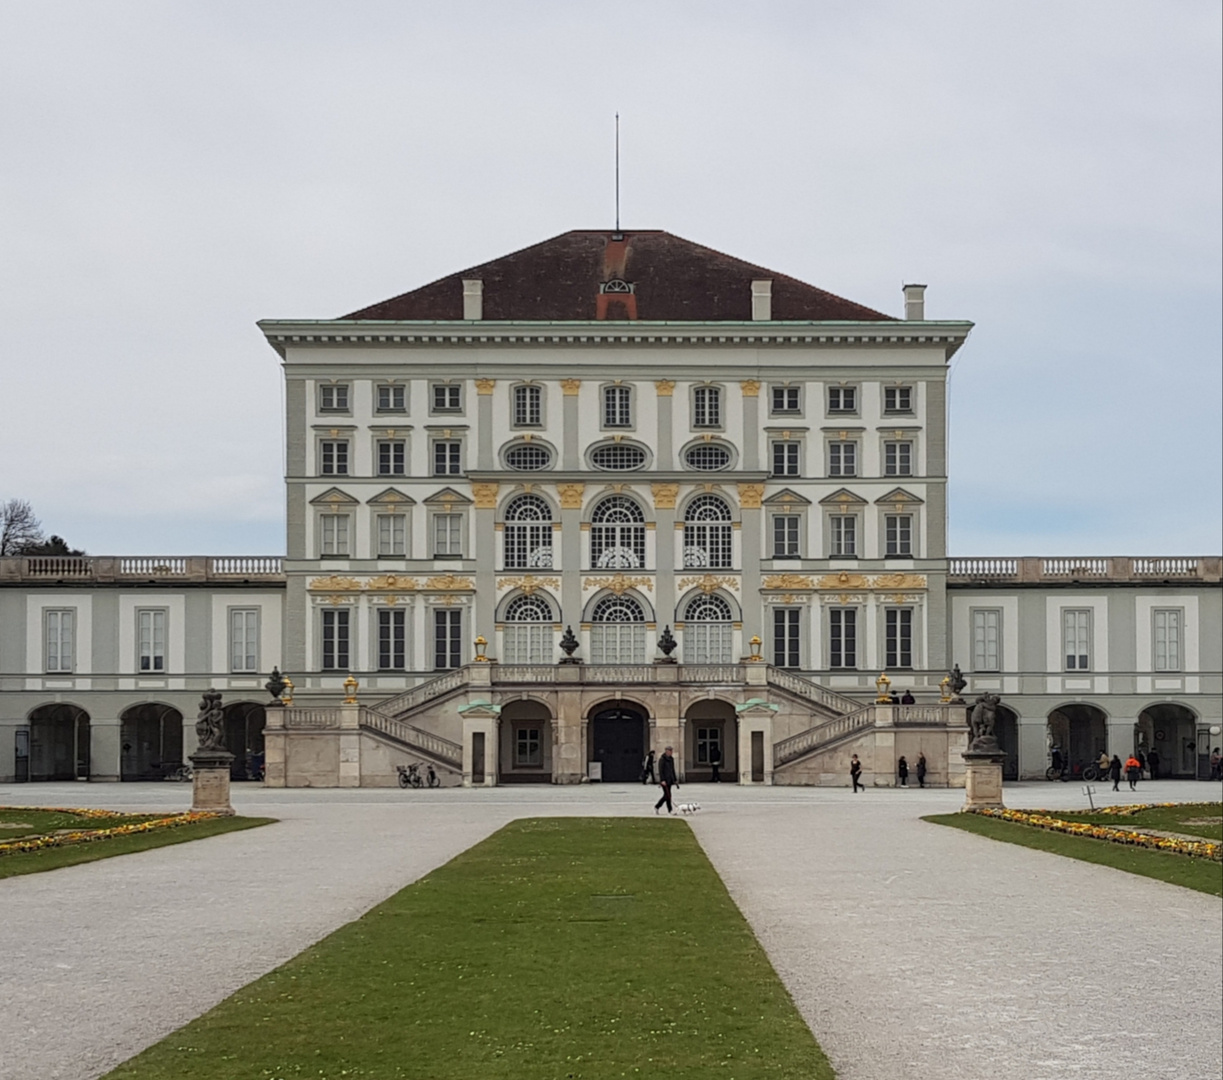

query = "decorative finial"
343;675;359;704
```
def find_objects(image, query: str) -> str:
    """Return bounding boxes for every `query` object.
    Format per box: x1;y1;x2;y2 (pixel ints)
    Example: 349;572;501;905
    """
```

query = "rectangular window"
137;609;166;672
972;609;1000;672
229;608;259;673
45;609;74;673
771;441;800;477
504;623;552;664
432;440;462;475
320;514;350;556
432;383;462;412
1153;609;1182;671
319;384;349;412
514;726;542;767
828;386;856;413
829;608;857;668
884;386;913;413
321;609;349;671
319;440;349;476
513;384;542;426
376;513;407;556
695;726;722;765
603;385;632;427
830;515;857;556
773;607;801;668
1063;609;1091;671
772;514;800;558
828;441;857;477
886;608;913;668
376;384;406;412
433;513;463;557
434;609;462;669
378;608;406;670
885;514;912;556
884;441;912;476
693;386;721;427
376;439;406;476
771;386;800;414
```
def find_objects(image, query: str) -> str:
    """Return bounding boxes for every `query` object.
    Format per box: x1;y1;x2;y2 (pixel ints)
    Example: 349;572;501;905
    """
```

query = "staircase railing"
374;668;471;719
766;667;862;715
773;705;877;766
360;709;463;768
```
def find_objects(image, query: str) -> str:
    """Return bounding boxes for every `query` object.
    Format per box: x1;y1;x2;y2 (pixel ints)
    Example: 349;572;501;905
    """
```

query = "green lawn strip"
105;817;833;1080
0;816;274;879
1050;802;1223;842
925;813;1223;896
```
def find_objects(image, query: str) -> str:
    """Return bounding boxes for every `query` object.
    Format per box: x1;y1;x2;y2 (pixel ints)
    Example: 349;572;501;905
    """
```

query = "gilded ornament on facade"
737;482;765;509
870;573;927;590
557;483;585;509
423;574;475;591
560;378;581;395
654;379;675;396
471;482;499;509
651;482;679;509
496;576;560;595
740;379;761;397
816;572;869;590
308;575;362;591
367;574;416;591
678;574;739;594
762;574;816;590
585;573;653;594
474;378;496;395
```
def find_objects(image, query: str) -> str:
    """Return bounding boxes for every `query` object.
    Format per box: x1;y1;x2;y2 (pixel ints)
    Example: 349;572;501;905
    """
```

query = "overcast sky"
1;0;1219;556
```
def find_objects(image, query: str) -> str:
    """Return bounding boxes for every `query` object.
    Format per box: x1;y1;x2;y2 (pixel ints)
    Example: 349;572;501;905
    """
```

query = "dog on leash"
675;802;701;815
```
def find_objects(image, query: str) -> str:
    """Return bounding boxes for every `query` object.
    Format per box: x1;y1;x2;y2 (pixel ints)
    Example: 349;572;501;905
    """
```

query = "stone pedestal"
961;750;1006;810
190;751;235;815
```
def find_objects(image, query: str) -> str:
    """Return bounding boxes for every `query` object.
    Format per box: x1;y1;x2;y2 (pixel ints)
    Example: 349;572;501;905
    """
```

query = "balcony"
947;556;1220;586
0;556;285;585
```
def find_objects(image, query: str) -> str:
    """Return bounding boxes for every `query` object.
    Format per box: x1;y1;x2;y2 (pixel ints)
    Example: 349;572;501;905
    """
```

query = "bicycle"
167;764;193;782
397;763;440;789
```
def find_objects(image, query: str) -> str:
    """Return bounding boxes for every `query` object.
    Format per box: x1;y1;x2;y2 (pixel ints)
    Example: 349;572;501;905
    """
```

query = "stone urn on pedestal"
962;690;1006;810
190;690;235;816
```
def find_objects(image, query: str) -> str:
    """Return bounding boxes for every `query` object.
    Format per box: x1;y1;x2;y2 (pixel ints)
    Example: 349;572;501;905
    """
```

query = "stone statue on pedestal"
189;689;235;815
195;691;227;751
968;691;1001;753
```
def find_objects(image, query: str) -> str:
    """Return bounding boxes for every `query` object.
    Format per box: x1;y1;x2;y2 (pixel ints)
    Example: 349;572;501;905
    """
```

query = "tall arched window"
682;495;733;568
504;494;553;568
590;594;646;664
684;594;734;664
503;593;554;664
590;496;646;569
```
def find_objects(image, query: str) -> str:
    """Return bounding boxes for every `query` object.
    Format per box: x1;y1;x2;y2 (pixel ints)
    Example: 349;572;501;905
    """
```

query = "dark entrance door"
590;706;646;782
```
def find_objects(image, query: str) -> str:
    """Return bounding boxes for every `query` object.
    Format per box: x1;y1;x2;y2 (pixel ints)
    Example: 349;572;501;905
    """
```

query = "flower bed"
0;810;221;857
972;807;1221;861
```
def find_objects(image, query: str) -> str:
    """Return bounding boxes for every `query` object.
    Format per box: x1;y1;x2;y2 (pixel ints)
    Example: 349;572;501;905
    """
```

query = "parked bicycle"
397;762;439;789
167;764;193;782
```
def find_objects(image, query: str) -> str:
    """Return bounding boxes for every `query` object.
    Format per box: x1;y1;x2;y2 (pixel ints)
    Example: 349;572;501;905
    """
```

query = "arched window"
504;494;553;569
503;593;554;664
590;496;646;569
683;495;733;568
683;593;734;664
590;594;646;664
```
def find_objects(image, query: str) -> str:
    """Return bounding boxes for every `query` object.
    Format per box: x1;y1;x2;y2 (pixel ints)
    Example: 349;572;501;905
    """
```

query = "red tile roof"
341;230;896;322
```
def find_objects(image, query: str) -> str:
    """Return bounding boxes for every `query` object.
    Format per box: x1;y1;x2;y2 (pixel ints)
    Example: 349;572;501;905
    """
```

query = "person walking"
897;755;909;787
1108;754;1123;792
850;754;864;792
916;752;927;788
654;746;678;814
1147;747;1161;781
641;750;656;785
1125;753;1142;791
1210;748;1221;781
1050;744;1066;781
709;744;722;783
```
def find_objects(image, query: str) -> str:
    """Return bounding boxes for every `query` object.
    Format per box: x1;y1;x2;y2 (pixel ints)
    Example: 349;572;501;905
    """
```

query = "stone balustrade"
947;555;1220;584
0;555;284;583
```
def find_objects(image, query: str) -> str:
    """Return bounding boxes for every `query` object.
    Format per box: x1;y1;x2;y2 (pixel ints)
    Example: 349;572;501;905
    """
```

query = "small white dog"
675;802;702;815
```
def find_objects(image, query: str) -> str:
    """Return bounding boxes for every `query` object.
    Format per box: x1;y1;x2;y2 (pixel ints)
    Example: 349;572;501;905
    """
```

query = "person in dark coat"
1146;748;1161;781
897;755;909;787
709;744;722;783
901;690;916;704
850;754;864;792
889;691;901;704
1108;754;1123;792
915;753;927;788
654;746;678;814
641;750;656;785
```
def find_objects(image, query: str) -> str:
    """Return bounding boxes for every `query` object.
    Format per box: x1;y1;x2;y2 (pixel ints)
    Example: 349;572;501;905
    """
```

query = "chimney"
751;279;773;321
462;279;483;320
902;283;926;321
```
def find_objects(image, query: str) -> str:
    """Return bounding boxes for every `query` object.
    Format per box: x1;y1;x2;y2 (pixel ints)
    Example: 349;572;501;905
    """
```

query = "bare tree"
0;499;45;556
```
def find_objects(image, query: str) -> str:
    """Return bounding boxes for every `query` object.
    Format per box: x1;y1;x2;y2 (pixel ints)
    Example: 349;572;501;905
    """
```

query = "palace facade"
2;231;1219;786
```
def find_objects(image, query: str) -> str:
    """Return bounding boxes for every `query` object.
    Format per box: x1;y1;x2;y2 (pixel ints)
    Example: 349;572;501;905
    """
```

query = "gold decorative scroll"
560;379;581;395
654;379;675;396
762;574;816;590
423;574;475;591
816;572;869;590
812;572;927;591
496;576;560;595
366;574;416;591
678;574;739;594
474;378;496;395
308;576;362;591
651;482;679;509
737;482;765;509
584;574;653;594
740;379;761;397
557;482;585;509
871;573;927;590
471;482;499;509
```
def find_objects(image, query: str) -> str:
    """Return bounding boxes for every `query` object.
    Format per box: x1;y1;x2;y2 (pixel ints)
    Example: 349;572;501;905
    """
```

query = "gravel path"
0;780;1218;1080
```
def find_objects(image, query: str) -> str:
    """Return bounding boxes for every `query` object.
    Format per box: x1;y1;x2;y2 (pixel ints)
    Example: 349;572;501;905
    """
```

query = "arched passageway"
498;699;554;783
684;699;737;781
589;702;648;782
223;701;266;780
1135;703;1199;779
120;703;184;780
1047;704;1107;777
28;704;90;781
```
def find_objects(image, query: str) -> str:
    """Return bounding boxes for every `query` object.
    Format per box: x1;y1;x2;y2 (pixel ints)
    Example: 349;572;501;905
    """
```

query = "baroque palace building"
1;230;1219;787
